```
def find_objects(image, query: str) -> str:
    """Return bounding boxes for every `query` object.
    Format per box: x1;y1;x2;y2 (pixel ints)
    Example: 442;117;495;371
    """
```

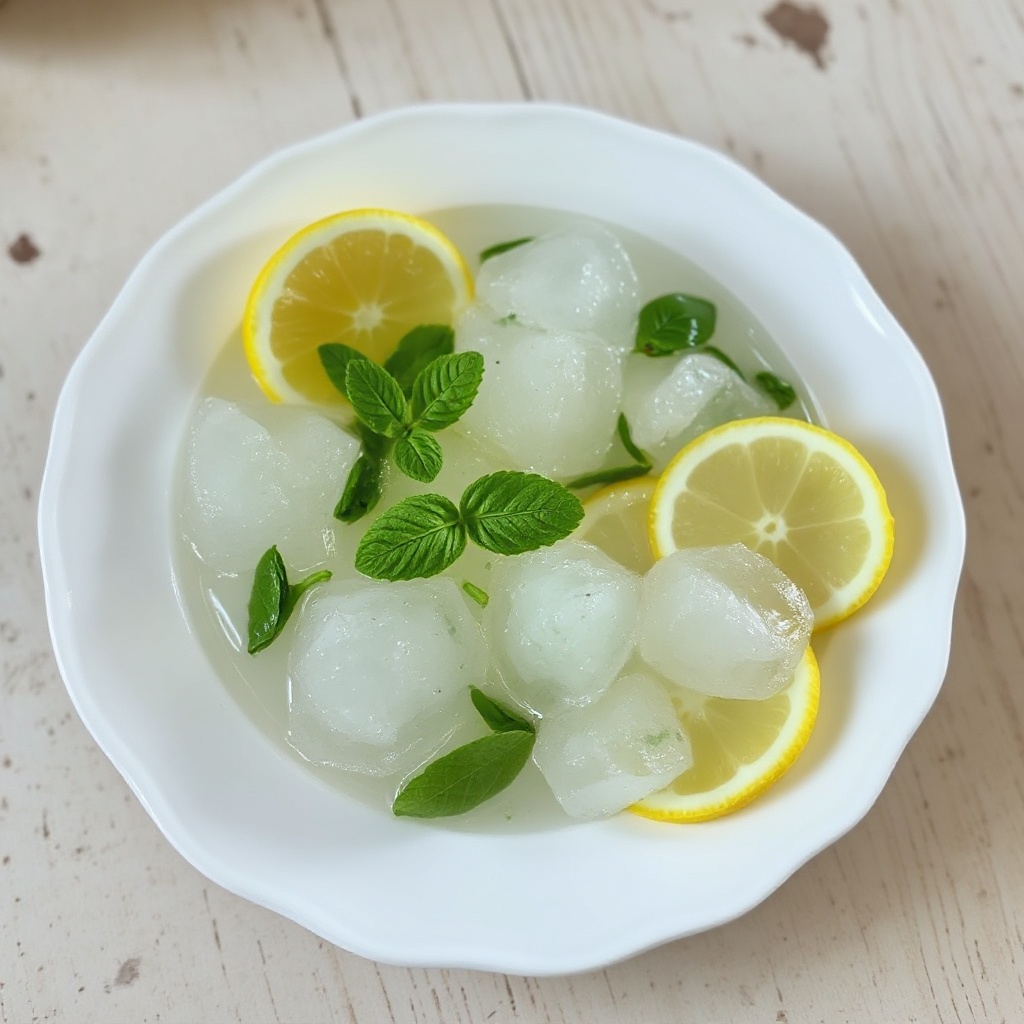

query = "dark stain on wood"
763;2;830;70
114;958;141;987
8;234;41;264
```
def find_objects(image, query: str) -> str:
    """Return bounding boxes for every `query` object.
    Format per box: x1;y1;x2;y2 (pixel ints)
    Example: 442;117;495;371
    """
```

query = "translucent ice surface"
287;578;487;776
182;398;359;574
455;306;623;478
476;222;640;348
533;672;693;819
486;540;641;715
622;352;774;469
637;544;812;700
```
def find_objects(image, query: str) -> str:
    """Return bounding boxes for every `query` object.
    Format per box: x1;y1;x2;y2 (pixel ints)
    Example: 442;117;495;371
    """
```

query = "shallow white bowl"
38;104;964;975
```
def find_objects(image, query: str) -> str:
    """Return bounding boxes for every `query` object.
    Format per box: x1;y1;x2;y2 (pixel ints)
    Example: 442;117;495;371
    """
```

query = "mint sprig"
247;546;331;654
568;415;652;490
392;687;535;818
355;471;583;581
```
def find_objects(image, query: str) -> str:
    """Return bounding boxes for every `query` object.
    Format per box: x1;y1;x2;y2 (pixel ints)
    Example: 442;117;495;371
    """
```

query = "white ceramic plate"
38;104;964;975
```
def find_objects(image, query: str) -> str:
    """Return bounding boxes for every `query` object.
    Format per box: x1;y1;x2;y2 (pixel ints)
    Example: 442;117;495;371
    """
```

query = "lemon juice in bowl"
174;203;888;827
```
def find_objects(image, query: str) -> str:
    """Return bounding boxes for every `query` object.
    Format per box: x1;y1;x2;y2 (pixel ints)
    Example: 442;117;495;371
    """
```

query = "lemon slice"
576;477;658;574
243;209;474;405
631;647;819;823
649;417;894;629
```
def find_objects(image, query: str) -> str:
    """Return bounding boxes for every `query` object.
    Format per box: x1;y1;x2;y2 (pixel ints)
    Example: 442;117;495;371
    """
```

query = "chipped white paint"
1;0;1022;1020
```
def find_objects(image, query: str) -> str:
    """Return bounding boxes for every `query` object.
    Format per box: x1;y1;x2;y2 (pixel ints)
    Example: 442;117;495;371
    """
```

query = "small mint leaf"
392;730;534;818
354;494;465;580
334;427;390;523
247;546;287;654
411;351;485;432
479;237;533;263
346;360;410;438
394;428;443;483
470;687;533;734
385;325;455;396
460;471;584;556
636;293;717;356
567;463;651;490
617;414;651;468
755;371;797;411
695;345;745;378
461;580;489;608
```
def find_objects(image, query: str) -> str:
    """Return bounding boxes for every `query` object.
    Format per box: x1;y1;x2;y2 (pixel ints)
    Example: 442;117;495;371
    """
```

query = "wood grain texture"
2;0;1022;1020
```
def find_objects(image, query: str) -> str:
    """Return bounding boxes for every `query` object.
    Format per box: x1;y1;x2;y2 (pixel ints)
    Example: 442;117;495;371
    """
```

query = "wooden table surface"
2;0;1021;1020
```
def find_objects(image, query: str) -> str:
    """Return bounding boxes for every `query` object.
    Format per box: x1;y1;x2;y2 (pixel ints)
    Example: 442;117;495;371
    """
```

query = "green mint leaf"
498;313;518;325
636;293;717;356
393;428;443;483
355;493;465;580
695;345;745;379
755;371;797;411
410;351;485;432
384;325;455;396
247;546;288;654
334;427;390;523
461;580;490;608
279;569;332;624
479;237;533;263
460;471;584;555
617;414;651;468
345;359;410;438
470;686;533;734
247;551;331;654
392;730;534;818
567;463;652;490
318;343;368;398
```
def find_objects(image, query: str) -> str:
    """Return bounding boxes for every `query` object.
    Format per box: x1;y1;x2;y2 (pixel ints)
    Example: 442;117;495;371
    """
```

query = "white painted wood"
2;0;1022;1019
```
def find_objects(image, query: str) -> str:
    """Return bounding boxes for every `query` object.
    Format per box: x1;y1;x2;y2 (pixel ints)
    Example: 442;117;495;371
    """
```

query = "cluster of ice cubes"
182;397;359;575
454;223;639;479
482;539;812;818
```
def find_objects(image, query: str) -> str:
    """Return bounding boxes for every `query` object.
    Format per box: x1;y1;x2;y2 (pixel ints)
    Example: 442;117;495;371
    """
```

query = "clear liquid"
172;204;819;833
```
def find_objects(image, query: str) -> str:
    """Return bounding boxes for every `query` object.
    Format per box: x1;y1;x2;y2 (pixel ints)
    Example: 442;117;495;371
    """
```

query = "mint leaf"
392;730;534;818
470;686;533;734
247;547;331;654
335;427;389;523
617;414;651;468
567;463;651;490
355;494;465;580
411;351;485;432
461;580;489;608
636;293;717;356
384;325;455;396
345;360;409;438
318;343;368;399
479;237;533;263
755;371;797;411
393;428;443;483
460;471;584;555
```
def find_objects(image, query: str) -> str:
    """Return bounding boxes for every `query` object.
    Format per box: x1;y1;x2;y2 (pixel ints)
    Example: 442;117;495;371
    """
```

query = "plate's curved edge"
37;102;967;975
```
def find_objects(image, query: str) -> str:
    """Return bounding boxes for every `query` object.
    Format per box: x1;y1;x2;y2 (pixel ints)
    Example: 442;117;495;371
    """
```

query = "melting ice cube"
486;540;641;715
637;543;812;700
477;221;640;348
287;578;487;777
182;398;359;574
622;352;774;469
533;672;693;819
455;307;623;478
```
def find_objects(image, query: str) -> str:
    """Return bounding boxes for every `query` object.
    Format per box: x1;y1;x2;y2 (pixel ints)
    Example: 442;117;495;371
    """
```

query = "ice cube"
182;398;359;575
477;222;640;348
637;544;812;700
455;306;623;478
486;540;641;715
287;577;487;776
533;672;692;819
622;352;774;469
